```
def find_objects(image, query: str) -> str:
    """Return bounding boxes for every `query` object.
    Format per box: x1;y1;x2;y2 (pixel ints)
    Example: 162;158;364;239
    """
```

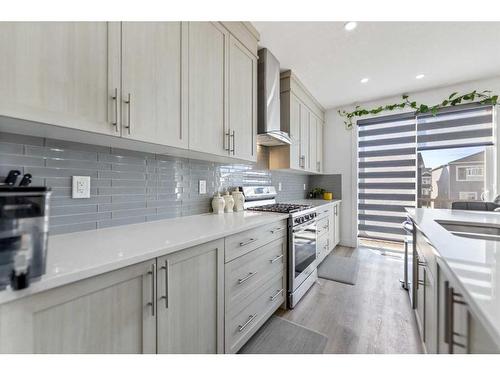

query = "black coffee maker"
0;187;51;290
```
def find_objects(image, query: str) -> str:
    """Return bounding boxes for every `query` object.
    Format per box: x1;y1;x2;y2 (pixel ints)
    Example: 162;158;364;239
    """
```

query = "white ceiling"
252;22;500;109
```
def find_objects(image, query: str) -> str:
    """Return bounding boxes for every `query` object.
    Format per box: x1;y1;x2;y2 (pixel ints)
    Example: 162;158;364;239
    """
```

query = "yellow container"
323;192;333;200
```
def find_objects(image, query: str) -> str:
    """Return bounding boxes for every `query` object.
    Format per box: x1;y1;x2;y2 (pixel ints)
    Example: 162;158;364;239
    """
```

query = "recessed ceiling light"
360;77;369;84
344;22;358;31
416;74;425;80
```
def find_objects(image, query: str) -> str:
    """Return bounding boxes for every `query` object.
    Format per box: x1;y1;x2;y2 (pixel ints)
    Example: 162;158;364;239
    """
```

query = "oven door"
291;220;317;291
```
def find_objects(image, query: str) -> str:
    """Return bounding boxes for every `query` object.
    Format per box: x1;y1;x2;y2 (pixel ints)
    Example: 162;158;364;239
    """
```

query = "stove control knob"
295;218;300;224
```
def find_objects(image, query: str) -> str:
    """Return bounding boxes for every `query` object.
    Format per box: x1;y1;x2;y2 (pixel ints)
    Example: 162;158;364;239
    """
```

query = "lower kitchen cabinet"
438;267;499;354
156;239;224;354
413;223;500;354
224;226;287;354
0;259;157;354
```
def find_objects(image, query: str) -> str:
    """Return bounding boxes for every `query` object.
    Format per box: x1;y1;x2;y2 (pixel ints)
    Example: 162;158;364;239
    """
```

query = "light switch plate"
199;180;207;194
278;182;282;191
72;176;91;199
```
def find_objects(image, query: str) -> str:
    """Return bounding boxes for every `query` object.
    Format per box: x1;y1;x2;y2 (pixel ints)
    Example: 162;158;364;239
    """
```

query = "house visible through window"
456;166;484;181
422;176;431;185
459;192;478;200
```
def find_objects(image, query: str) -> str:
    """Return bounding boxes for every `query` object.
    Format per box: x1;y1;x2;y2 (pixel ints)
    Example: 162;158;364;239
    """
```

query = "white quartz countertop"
0;211;288;305
406;208;500;346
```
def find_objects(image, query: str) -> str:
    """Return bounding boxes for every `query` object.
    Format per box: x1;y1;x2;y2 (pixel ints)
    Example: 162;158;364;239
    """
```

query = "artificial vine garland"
338;90;498;129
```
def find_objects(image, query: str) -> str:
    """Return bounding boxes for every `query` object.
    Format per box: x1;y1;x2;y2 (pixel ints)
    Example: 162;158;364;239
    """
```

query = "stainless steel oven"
288;208;317;308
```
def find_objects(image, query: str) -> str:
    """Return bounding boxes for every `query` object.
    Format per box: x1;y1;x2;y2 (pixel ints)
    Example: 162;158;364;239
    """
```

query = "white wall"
324;76;500;248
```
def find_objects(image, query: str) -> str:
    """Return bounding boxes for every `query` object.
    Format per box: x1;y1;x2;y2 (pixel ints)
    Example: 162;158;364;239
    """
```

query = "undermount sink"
436;220;500;241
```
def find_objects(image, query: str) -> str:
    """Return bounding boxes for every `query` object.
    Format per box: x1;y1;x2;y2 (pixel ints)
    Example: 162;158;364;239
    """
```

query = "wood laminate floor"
277;246;423;354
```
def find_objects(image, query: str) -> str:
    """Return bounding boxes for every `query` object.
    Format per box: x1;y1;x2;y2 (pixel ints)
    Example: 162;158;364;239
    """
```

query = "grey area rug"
318;253;359;285
239;316;328;354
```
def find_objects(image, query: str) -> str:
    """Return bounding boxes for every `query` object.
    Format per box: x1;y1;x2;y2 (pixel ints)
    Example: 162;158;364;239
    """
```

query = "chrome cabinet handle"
230;130;235;155
334;205;338;215
300;155;305;168
238;271;257;284
239;238;257;247
124;93;131;134
270;289;284;301
160;259;169;309
270;254;283;264
270;227;283;234
224;131;230;152
146;263;156;316
111;88;118;131
238;314;257;332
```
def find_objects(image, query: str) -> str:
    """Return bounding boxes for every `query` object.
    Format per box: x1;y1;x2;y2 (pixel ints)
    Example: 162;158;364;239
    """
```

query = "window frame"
456;165;484;182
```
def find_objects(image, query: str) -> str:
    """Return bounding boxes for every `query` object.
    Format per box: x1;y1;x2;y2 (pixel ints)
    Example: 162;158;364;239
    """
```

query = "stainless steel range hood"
257;48;292;146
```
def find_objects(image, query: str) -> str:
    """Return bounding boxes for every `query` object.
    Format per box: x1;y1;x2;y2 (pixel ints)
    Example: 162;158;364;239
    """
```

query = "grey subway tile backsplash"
0;131;341;235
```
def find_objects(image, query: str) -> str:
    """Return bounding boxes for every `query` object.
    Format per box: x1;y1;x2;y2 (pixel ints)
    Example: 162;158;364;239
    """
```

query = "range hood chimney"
257;48;292;146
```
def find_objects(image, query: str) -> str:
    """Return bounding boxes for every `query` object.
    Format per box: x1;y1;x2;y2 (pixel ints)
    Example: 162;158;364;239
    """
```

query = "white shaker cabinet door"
0;22;120;135
299;103;310;170
309;112;318;173
156;239;224;354
0;260;157;354
121;22;185;148
186;22;229;157
288;93;302;170
228;35;257;162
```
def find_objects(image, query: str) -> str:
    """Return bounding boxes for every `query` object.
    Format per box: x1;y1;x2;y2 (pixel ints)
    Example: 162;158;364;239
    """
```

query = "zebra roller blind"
357;113;416;242
417;104;495;150
357;104;495;243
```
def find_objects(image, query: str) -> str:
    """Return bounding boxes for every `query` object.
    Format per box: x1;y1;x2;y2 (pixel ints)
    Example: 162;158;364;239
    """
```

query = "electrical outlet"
199;180;207;194
278;182;282;191
72;176;91;199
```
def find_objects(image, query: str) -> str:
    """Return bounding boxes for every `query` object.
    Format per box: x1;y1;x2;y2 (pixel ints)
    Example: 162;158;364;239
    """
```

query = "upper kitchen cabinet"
186;22;228;157
228;35;257;162
186;22;258;162
269;70;325;174
0;22;120;136
0;21;259;164
121;22;185;148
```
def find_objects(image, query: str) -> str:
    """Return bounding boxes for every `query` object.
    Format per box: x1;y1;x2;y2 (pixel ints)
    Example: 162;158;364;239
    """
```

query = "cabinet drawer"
316;205;333;219
225;273;284;353
225;220;287;262
225;237;286;311
316;216;329;238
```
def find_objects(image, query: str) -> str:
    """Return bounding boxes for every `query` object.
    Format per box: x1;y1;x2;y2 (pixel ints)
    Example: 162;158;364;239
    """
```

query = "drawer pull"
270;254;284;263
270;289;284;301
323;225;329;230
239;238;257;247
270;227;283;234
238;314;257;332
238;272;258;284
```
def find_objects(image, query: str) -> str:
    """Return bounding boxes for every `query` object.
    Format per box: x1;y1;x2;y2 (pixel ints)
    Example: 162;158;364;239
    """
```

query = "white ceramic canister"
223;191;235;213
232;188;245;212
211;192;225;214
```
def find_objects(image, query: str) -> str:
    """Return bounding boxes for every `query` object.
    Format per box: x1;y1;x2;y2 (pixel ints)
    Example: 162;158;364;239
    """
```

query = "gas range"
240;186;319;309
242;187;316;224
247;203;312;214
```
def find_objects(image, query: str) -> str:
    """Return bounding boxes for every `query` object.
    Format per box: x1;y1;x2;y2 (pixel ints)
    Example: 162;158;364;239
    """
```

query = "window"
422;188;431;196
456;166;484;181
422;176;431;185
459;192;478;200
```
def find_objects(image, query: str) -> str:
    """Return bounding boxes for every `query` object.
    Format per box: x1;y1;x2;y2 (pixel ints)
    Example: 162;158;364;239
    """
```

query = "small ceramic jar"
211;192;225;214
223;191;235;213
232;188;245;212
